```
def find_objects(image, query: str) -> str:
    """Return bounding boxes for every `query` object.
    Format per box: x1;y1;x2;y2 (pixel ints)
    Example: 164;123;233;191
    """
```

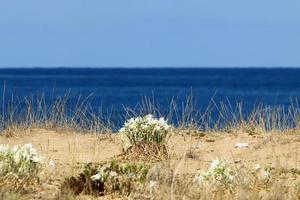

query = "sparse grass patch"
131;160;300;200
0;191;21;200
119;142;169;162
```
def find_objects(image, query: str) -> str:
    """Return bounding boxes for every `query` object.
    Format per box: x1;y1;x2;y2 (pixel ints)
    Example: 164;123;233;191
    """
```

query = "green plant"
118;114;171;151
0;143;44;179
64;161;149;196
194;159;235;187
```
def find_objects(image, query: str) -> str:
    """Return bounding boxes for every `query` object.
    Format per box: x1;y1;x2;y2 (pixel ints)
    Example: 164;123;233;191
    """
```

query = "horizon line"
1;66;300;69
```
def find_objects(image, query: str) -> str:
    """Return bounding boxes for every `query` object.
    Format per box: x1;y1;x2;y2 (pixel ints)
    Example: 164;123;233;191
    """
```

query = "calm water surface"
0;67;299;123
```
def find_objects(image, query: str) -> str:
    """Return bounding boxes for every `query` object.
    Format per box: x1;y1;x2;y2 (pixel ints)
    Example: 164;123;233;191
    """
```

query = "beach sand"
1;128;300;199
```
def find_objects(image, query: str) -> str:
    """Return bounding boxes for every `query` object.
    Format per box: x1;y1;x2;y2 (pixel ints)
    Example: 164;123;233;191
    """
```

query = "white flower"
109;171;118;177
0;145;9;153
118;114;171;148
261;168;271;180
210;159;220;169
91;173;101;181
32;155;44;163
254;164;261;171
127;172;136;178
49;160;55;167
194;159;235;185
228;175;235;182
119;127;125;133
262;170;271;180
0;143;44;178
13;152;22;163
24;143;33;149
149;180;157;188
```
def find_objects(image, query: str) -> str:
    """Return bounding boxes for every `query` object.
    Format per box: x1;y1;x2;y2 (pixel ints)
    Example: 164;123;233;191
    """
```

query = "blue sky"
0;0;300;67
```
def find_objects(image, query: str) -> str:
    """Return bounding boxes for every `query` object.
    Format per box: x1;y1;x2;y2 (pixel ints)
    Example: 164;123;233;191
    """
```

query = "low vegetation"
118;114;171;161
63;161;149;197
119;114;171;150
0;143;50;198
132;162;300;200
193;159;235;188
0;143;44;178
1;94;300;199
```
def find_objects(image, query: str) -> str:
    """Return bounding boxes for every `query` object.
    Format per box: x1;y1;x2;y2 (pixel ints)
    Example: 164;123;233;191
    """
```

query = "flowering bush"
0;143;44;178
118;114;171;151
253;164;272;182
91;161;149;182
64;161;149;196
194;159;235;187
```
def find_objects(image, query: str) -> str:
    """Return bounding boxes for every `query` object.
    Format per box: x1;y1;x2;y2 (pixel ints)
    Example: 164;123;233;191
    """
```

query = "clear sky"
0;0;300;67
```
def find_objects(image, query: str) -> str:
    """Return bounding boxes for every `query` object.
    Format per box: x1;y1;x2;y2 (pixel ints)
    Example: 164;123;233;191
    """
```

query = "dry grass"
117;143;169;162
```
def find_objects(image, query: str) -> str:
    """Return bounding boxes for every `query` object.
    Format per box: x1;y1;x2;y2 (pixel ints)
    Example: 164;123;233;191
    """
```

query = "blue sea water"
0;67;299;125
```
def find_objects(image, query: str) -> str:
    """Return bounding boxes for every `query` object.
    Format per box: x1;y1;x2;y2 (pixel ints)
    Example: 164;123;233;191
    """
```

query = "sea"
0;67;299;126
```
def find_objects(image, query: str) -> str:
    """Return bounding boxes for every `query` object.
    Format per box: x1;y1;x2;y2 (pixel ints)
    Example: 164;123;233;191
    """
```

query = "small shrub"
194;159;235;187
253;164;273;182
118;114;171;151
0;143;44;179
63;161;149;196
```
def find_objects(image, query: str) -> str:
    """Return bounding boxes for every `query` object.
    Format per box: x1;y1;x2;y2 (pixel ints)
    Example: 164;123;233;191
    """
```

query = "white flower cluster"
0;143;44;177
253;164;271;181
91;166;118;182
119;114;171;150
119;114;171;135
194;159;235;186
